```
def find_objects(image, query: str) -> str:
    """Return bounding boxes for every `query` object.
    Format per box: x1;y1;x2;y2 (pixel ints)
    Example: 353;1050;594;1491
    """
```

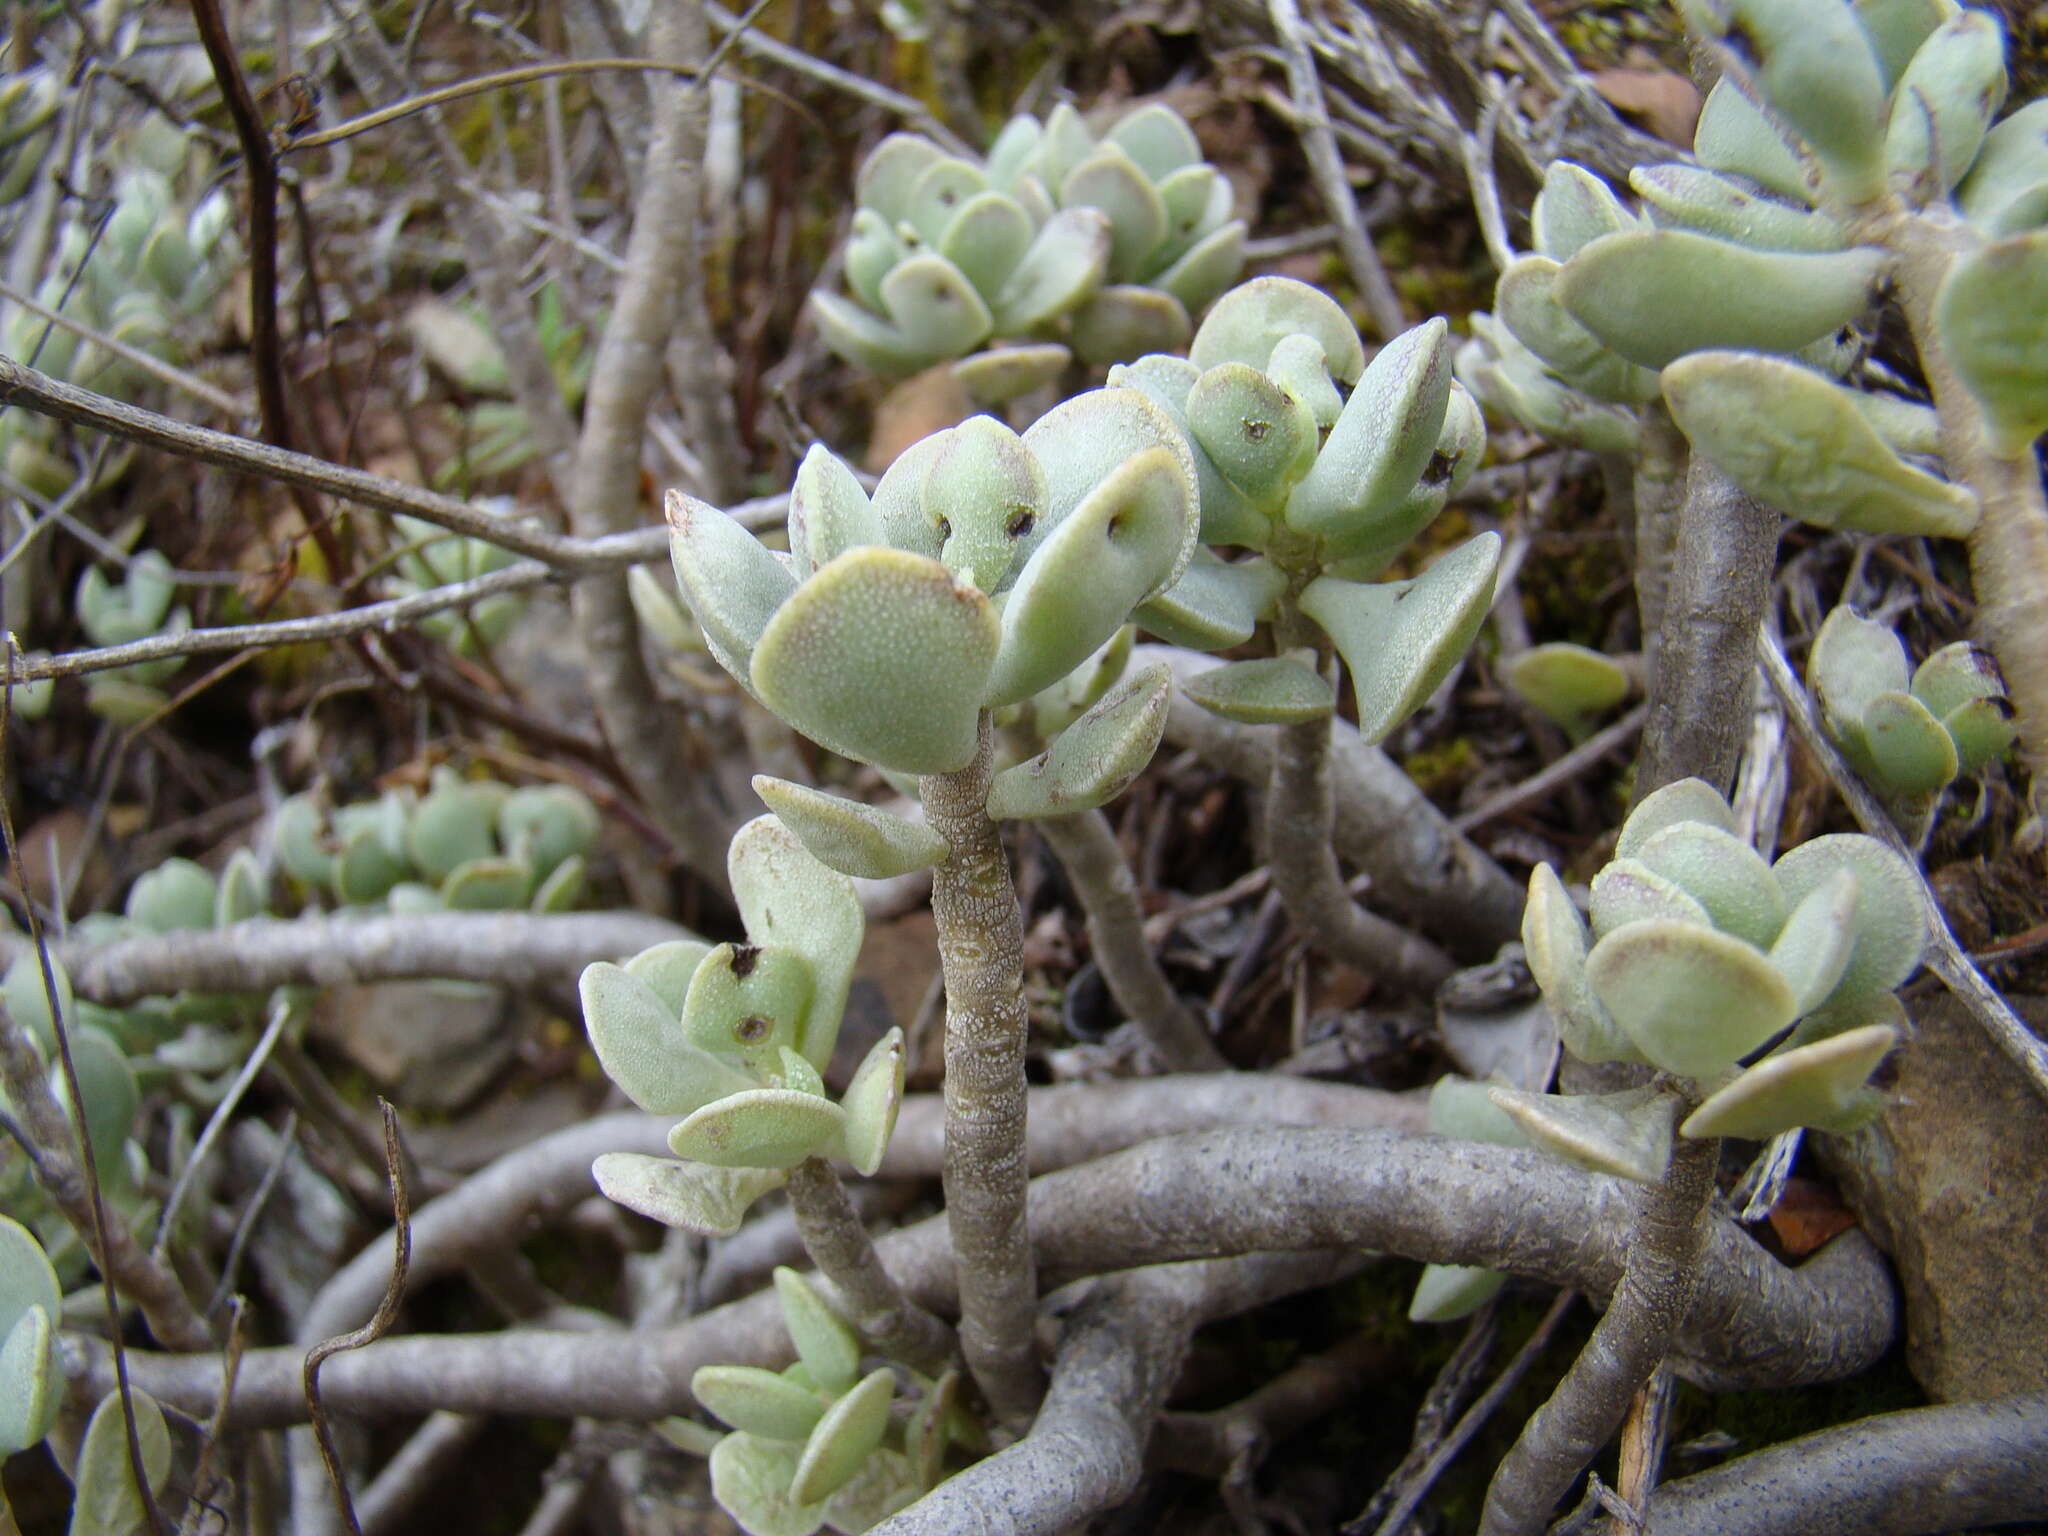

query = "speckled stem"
1265;706;1456;995
1478;1125;1719;1536
1036;810;1228;1071
919;714;1044;1424
783;1157;956;1376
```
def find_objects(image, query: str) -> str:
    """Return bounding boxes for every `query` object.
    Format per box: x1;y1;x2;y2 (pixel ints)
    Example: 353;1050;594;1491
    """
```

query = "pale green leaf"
592;1154;786;1236
985;663;1171;819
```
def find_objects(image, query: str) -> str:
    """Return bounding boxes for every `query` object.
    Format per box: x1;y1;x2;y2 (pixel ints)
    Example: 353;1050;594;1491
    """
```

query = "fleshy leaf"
592;1154;786;1236
1630;165;1849;253
1504;644;1630;737
441;856;533;911
1934;230;2048;452
836;1029;905;1177
1863;690;1959;794
1590;858;1715;938
1681;1023;1898;1138
1693;77;1812;201
1188;276;1366;382
1616;778;1739;860
1186;362;1319;508
1488;1083;1681;1183
1883;10;2007;198
1522;864;1642;1064
1811;605;1913;727
1426;1076;1533;1146
1768;868;1860;1015
624;939;716;1014
789;1367;896;1505
68;1387;172;1536
126;858;215;933
497;786;598;879
1069;286;1192;367
1532;161;1640;259
668;1089;848;1170
985;447;1193;706
729;815;866;1073
1017;386;1199;585
1955;99;2048;237
666;491;799;684
709;1433;829;1536
693;1365;828;1442
1287;320;1452;537
751;778;947;880
1298;531;1501;744
1133;553;1283;649
1180;654;1334;725
682;942;817;1075
1555;231;1885;370
923;416;1047;595
751;545;997;775
0;1215;60;1455
1943;694;2018;774
858;134;947;223
1495;256;1651;403
936;190;1031;297
1661;351;1978;537
1063;146;1168;282
823;1447;923;1532
951;344;1071;406
775;1267;862;1395
1586;919;1799;1077
985;663;1171;820
990;208;1112;332
878;254;994;361
789;445;880;575
581;962;757;1116
215;849;265;926
1631;821;1786;950
1107;103;1203;181
1408;1264;1506;1323
530;856;585;913
1711;0;1890;205
1771;835;1926;1004
1910;640;2004;720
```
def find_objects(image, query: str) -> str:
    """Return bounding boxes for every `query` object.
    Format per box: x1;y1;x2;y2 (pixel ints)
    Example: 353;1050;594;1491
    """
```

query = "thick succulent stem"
1884;211;2048;816
783;1157;957;1376
1478;1126;1719;1536
1628;399;1690;646
1266;712;1456;995
1036;810;1228;1072
919;714;1045;1424
1631;455;1779;806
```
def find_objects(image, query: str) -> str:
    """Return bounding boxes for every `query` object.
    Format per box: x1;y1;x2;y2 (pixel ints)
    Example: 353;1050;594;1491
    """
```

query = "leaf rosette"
809;101;1245;393
1518;778;1926;1170
667;390;1199;779
585;818;907;1235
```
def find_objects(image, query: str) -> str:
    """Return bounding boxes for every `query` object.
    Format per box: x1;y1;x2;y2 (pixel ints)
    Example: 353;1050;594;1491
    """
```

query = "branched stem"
1267;714;1456;994
919;713;1044;1424
1478;1126;1719;1536
784;1156;956;1376
1035;810;1227;1071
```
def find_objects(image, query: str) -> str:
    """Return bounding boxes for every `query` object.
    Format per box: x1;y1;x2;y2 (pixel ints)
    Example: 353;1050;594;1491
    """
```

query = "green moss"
1402;735;1477;801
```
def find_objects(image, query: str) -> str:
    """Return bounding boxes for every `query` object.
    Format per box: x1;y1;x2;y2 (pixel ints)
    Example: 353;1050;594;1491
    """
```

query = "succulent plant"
273;769;599;915
1808;605;2016;832
1108;277;1499;742
668;388;1194;792
73;550;192;723
684;1267;970;1536
809;102;1245;397
388;505;528;655
584;816;905;1236
1517;778;1925;1171
0;67;58;206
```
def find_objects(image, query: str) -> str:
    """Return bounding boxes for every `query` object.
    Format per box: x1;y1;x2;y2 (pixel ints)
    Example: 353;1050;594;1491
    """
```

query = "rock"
309;979;518;1112
1821;994;2048;1401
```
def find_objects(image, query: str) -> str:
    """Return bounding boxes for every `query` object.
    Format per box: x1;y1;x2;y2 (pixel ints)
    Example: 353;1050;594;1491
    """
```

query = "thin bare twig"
0;275;250;416
1454;704;1649;834
304;1100;412;1536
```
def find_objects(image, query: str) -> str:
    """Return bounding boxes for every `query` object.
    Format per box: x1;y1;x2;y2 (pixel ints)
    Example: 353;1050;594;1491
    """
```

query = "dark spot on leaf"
1966;645;2004;683
1725;18;1760;67
736;1015;773;1042
1244;418;1271;442
933;284;953;303
1422;449;1456;487
1005;508;1036;538
1988;696;2017;721
938;189;956;206
936;516;953;541
730;944;762;978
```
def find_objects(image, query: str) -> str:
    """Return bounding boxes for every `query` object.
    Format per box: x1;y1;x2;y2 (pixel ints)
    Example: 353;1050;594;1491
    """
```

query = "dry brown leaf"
1767;1175;1860;1257
1590;68;1701;148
